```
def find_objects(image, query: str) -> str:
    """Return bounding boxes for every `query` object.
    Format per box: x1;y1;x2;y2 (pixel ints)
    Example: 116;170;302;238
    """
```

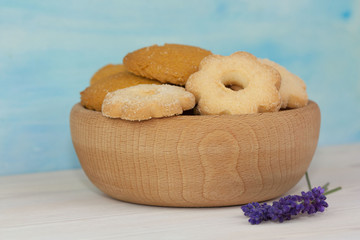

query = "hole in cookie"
224;83;244;91
221;72;248;91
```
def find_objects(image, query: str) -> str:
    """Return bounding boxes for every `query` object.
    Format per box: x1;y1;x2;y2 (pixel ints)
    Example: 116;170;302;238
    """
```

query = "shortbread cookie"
81;72;161;111
102;84;195;121
90;64;126;85
259;58;308;109
185;51;281;115
123;44;212;86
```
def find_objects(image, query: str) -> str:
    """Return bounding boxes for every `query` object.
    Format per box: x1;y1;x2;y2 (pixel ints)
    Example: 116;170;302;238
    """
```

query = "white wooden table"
1;144;359;240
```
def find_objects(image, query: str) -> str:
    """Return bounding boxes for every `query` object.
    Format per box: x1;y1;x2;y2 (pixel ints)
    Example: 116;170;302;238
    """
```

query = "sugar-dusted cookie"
185;52;281;115
102;84;195;121
123;44;212;86
81;72;161;111
259;58;308;109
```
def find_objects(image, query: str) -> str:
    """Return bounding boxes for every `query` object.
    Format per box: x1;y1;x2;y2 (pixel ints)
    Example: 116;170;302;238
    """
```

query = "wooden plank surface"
1;144;360;240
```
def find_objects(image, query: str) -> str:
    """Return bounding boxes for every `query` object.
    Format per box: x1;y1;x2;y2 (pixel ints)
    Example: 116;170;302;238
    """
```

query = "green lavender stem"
324;186;342;195
305;171;312;191
322;182;330;192
305;172;341;195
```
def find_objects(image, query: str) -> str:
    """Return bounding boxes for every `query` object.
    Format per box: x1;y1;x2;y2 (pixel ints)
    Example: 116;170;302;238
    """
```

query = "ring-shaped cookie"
102;84;195;121
185;51;281;115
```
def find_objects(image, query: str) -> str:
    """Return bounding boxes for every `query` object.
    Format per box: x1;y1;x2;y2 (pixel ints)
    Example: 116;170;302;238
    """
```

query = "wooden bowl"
70;101;320;207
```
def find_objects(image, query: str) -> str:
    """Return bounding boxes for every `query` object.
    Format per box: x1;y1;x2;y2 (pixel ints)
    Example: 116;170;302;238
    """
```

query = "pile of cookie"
80;44;308;121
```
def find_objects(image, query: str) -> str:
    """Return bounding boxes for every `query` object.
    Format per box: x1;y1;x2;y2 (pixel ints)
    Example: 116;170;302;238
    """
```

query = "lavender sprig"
241;172;341;224
241;187;328;224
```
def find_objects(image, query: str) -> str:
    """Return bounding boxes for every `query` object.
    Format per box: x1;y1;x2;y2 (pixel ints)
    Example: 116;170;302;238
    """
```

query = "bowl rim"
72;100;317;121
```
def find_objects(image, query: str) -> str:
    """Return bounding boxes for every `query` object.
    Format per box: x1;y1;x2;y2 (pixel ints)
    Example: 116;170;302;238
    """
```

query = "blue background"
1;0;359;176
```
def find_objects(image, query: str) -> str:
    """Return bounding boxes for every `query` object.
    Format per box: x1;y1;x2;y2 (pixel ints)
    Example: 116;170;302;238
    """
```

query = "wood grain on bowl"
70;101;320;207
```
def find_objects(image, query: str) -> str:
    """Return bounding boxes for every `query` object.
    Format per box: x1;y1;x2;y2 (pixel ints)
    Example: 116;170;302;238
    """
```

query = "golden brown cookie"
90;64;126;85
259;58;308;109
123;44;212;86
102;84;196;121
185;51;281;115
81;72;161;111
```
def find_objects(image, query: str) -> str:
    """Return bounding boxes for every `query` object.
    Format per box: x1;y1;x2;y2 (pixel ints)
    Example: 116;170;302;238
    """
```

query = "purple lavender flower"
300;186;328;214
241;187;328;224
267;195;303;222
241;202;271;224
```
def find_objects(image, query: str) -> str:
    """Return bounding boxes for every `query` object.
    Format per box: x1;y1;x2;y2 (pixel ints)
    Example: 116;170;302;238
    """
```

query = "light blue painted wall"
1;0;359;176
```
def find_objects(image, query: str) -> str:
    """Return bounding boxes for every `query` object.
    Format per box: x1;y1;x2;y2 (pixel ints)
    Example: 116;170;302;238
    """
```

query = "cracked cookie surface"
123;44;212;86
